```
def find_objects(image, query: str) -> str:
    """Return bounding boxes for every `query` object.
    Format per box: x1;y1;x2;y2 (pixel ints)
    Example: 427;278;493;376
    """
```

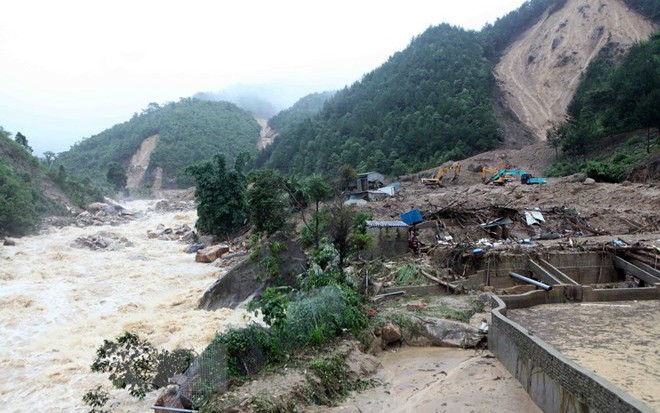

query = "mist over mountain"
193;83;336;119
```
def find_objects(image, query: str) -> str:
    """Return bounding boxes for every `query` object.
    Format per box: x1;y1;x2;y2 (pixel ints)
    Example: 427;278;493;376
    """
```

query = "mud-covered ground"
508;301;660;410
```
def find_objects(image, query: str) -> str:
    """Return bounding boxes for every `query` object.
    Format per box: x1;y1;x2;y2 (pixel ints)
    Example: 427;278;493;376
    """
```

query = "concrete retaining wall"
489;286;658;413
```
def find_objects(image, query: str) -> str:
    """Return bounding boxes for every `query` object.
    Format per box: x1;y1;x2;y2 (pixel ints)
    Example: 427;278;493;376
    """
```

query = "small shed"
357;172;385;191
365;220;409;258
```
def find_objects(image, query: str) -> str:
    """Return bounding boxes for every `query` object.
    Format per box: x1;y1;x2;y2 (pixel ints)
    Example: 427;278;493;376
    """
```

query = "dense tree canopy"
560;32;660;156
57;98;260;188
186;154;248;238
258;24;501;176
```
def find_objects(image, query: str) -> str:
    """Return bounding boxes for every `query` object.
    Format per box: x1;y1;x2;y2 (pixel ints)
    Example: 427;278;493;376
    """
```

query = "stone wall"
489;286;658;413
366;226;408;259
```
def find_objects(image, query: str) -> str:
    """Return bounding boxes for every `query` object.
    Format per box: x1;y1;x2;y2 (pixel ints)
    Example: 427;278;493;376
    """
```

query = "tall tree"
43;151;57;167
246;169;289;235
14;132;32;153
304;173;331;249
186;154;247;238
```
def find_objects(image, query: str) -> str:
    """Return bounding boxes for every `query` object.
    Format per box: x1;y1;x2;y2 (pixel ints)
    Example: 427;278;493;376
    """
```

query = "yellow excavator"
422;162;461;186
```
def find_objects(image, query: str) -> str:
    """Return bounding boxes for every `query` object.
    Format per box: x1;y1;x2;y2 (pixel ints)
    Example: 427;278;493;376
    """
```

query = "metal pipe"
510;272;552;291
151;407;199;413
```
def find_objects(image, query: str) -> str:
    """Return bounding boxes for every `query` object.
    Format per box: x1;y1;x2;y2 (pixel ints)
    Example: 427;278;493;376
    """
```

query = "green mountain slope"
57;98;260;188
0;128;102;236
256;0;658;178
257;24;499;176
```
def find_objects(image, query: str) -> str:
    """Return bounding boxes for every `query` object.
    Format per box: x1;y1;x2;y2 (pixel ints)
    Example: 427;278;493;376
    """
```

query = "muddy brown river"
0;200;252;412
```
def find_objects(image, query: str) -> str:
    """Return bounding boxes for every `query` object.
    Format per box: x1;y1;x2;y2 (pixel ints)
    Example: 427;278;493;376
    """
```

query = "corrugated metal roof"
366;220;409;228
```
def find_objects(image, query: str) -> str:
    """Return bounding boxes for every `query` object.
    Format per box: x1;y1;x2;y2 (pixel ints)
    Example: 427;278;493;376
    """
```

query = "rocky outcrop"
198;237;307;310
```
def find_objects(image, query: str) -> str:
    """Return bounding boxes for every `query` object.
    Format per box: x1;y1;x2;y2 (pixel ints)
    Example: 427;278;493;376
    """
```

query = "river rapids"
0;200;250;412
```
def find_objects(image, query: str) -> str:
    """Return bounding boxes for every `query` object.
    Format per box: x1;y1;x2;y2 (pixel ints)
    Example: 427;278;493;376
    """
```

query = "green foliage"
0;129;103;236
56;98;260;188
0;157;38;235
547;133;659;183
90;332;195;399
82;385;110;413
623;0;660;23
106;161;127;191
257;24;499;176
281;285;366;349
303;173;332;248
248;286;293;329
207;324;283;378
246;169;289;235
353;211;373;234
481;0;568;58
562;32;660;154
300;209;330;249
307;354;351;403
267;91;335;132
395;264;425;286
308;242;339;270
187;153;247;238
14;131;32;153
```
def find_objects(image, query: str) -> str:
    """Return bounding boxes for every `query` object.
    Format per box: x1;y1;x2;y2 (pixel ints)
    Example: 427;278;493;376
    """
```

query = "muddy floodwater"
0;200;250;412
314;347;542;413
508;301;660;410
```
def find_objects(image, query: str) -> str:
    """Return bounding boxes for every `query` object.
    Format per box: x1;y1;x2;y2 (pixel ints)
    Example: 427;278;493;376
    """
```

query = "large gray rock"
415;317;484;348
198;237;307;310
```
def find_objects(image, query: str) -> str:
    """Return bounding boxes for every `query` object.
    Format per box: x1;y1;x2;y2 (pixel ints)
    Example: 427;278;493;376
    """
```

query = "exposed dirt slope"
255;117;277;149
126;134;159;190
495;0;655;142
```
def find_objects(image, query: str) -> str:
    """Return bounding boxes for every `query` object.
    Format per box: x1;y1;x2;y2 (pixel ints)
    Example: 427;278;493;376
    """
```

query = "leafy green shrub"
309;242;339;269
248;286;293;329
82;385;110;413
208;324;283;378
90;332;195;399
282;285;366;349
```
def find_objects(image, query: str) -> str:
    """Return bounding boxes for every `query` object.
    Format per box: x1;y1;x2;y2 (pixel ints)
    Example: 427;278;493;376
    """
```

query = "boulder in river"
195;244;230;263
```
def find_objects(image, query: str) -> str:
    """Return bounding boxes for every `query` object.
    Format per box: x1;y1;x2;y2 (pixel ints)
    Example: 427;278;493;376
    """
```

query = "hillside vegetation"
547;31;660;181
258;24;500;176
256;0;658;177
0;128;102;236
57;99;260;188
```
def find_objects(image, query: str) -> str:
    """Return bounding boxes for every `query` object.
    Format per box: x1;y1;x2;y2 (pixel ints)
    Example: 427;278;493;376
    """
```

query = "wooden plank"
529;259;562;285
613;256;660;286
538;258;579;285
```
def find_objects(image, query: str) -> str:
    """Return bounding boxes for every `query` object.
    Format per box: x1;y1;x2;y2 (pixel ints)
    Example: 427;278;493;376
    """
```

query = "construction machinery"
422;162;461;186
482;167;547;185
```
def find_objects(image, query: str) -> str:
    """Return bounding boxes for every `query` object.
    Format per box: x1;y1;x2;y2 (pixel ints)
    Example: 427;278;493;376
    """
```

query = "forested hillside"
57;99;260;188
0;128;101;236
546;31;659;181
257;24;499;176
256;0;657;178
267;91;335;133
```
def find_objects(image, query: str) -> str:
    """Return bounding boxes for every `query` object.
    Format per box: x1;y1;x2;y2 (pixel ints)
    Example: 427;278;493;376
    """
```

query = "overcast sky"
1;0;526;155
